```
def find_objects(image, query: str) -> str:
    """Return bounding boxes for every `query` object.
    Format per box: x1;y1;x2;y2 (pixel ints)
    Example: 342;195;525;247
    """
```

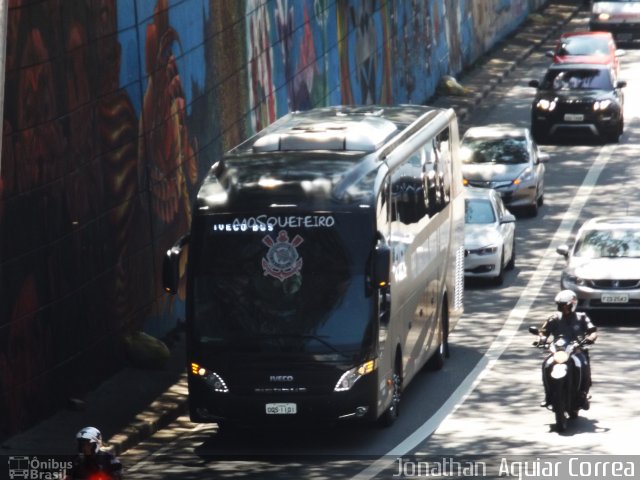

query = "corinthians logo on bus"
262;230;304;281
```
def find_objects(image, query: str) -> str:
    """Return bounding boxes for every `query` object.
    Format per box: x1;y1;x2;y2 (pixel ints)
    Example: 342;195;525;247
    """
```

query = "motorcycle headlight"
536;99;557;111
553;351;570;364
593;100;612;111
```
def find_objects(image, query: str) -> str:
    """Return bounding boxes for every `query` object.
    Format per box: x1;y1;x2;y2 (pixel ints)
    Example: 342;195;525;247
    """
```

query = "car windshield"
465;198;496;225
558;37;610;56
573;228;640;258
541;68;613;90
461;136;528;165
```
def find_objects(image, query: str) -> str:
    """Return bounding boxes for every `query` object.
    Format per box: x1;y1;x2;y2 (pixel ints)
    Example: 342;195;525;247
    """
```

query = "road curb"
105;375;188;457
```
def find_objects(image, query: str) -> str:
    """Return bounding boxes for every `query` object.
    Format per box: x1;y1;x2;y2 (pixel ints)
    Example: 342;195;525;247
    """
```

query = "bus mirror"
373;244;391;289
163;234;190;295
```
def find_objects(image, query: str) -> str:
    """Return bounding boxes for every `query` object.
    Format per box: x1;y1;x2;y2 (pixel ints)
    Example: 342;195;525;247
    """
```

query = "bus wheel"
427;302;449;370
379;362;402;428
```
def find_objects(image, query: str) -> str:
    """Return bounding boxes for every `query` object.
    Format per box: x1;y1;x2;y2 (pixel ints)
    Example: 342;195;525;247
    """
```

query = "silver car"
557;217;640;311
464;188;516;285
460;125;549;216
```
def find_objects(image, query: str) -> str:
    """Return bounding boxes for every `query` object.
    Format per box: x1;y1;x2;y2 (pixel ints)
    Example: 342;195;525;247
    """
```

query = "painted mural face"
16;29;65;192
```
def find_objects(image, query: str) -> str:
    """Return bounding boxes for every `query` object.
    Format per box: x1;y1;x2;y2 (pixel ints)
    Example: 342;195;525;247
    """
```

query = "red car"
546;31;625;75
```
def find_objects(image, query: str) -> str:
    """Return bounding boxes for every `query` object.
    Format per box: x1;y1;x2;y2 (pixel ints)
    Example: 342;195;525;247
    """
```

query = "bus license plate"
601;293;629;303
265;403;297;414
564;114;584;122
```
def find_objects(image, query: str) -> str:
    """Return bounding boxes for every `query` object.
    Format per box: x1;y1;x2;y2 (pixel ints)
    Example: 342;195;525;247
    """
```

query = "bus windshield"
190;212;374;356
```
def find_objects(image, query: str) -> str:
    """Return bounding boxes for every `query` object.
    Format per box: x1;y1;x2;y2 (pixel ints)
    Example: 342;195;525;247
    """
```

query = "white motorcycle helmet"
76;426;102;454
555;289;577;313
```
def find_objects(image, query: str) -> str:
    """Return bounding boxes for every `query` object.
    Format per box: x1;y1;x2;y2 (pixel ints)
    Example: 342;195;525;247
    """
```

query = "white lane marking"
352;144;614;480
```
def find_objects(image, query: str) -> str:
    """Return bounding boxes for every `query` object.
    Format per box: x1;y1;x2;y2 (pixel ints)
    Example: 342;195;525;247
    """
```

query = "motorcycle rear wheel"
555;409;568;432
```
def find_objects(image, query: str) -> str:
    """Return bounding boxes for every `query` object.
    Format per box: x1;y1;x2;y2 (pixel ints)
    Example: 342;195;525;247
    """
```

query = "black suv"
529;63;626;144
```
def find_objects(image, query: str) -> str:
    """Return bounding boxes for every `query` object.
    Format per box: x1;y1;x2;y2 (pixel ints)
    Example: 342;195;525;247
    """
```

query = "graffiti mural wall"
0;0;543;436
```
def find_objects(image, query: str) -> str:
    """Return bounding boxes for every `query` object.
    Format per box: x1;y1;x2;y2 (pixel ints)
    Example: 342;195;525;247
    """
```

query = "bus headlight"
191;362;230;393
334;359;377;392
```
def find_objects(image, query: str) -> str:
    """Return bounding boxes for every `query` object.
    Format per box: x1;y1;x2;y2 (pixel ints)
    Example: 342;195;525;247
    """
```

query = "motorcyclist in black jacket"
64;426;122;480
536;290;598;410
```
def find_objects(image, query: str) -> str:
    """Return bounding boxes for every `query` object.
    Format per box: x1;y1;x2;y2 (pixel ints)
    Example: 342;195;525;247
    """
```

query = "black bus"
164;105;465;428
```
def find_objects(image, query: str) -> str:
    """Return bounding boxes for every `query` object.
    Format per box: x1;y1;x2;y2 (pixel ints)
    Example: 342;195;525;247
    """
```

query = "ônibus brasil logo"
8;456;73;479
262;230;304;281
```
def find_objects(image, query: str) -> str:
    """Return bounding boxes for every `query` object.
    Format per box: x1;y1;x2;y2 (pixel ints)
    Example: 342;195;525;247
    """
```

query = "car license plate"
601;293;629;303
564;114;584;122
265;403;297;414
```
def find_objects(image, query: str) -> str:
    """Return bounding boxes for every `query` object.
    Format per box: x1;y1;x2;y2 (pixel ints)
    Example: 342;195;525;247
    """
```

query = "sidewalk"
0;0;581;461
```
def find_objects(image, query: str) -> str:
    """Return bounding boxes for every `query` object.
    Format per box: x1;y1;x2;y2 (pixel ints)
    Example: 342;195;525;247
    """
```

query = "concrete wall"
0;0;547;436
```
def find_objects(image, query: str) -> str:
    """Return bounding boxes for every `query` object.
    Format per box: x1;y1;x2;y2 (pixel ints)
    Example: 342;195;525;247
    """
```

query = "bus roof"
196;105;452;211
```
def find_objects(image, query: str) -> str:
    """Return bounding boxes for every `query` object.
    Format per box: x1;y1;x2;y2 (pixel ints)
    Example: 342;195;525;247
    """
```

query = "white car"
557;216;640;312
464;188;516;285
460;125;549;217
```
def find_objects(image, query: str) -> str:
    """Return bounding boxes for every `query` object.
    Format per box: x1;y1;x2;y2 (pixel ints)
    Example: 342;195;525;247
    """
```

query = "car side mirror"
528;79;540;88
556;245;569;258
545;50;554;58
528;326;540;336
616;80;627;89
538;151;550;163
501;213;516;224
615;49;626;58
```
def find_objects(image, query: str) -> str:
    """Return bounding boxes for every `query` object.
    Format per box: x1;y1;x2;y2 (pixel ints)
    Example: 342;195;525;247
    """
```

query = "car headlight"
536;99;557;111
562;273;587;287
475;245;498;256
597;13;611;21
593;99;612;111
513;167;533;186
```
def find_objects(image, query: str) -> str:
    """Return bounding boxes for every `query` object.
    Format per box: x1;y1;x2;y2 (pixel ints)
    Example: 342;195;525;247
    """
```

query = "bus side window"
423;142;443;216
438;129;452;205
428;129;452;213
391;151;427;225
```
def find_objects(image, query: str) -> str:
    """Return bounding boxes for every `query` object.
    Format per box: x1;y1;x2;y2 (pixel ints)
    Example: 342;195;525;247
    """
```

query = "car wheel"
506;238;515;271
532;124;547;144
537;191;544;207
494;251;505;286
606;131;620;144
527;198;539;217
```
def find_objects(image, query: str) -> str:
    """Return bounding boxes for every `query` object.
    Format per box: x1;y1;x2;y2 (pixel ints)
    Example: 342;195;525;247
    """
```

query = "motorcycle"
528;325;591;432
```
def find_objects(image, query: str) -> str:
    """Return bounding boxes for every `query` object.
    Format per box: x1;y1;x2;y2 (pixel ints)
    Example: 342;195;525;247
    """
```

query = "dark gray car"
461;125;549;217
